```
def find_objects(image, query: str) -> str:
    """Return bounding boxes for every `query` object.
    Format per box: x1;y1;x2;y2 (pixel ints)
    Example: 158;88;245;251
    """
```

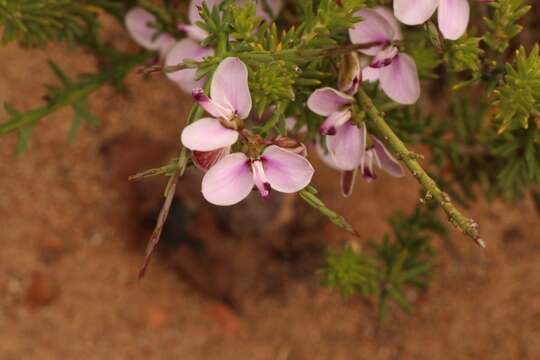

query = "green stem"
356;89;485;248
299;187;359;237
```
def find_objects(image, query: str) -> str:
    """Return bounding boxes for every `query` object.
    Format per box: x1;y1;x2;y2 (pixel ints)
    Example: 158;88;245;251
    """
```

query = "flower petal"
192;147;230;172
285;117;308;134
341;169;358;197
393;0;438;25
178;23;209;42
373;6;402;41
202;153;253;206
338;52;361;95
361;149;377;182
210;57;252;119
125;7;159;50
307;87;353;117
315;141;341;171
438;0;470;40
319;109;352;135
349;9;395;56
362;66;380;82
372;137;405;177
379;53;420;105
370;45;399;68
181;117;239;151
192;88;234;119
251;160;271;198
326;122;365;171
261;145;315;193
125;7;175;54
165;39;214;93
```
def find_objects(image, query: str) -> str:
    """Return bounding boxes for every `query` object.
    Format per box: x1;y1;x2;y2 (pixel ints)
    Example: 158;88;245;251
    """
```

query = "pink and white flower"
307;88;365;172
201;145;315;206
181;57;251;152
349;7;420;105
168;0;283;91
316;124;404;196
394;0;469;40
166;0;222;92
125;7;176;57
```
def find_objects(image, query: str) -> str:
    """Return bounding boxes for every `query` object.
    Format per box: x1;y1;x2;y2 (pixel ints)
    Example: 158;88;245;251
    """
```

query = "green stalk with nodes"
356;88;484;247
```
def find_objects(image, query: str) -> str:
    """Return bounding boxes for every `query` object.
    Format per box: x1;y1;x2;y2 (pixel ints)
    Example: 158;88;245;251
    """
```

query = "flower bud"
338;52;361;95
273;135;301;149
273;136;308;157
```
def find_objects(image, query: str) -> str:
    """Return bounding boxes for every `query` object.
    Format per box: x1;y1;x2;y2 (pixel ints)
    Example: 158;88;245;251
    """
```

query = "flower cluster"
182;57;314;206
124;3;472;207
349;7;420;105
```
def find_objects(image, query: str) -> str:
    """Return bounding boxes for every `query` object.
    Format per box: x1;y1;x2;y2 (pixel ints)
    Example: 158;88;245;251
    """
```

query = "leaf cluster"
321;204;446;322
0;0;124;47
492;45;540;133
483;0;531;54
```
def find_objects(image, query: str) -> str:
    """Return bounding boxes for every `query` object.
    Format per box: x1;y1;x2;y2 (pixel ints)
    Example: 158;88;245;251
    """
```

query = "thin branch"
356;88;485;248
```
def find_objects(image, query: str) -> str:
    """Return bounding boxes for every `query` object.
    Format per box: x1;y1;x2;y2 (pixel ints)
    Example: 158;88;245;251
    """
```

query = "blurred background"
1;13;540;360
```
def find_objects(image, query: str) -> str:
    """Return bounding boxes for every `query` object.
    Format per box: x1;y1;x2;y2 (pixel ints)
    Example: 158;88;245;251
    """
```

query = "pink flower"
124;3;217;93
166;0;222;92
165;39;214;93
201;145;314;206
349;8;420;105
307;88;365;172
178;0;223;41
181;57;252;151
316;124;404;196
125;7;176;57
394;0;469;40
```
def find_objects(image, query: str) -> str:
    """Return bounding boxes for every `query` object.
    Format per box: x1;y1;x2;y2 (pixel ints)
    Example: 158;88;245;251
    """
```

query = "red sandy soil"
1;20;540;360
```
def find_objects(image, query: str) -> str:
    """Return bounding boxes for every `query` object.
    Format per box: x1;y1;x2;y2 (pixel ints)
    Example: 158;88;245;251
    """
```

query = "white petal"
165;39;214;93
202;153;253;206
438;0;470;40
261;145;315;193
379;53;421;105
210;57;252;119
394;0;438;25
181;117;239;151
